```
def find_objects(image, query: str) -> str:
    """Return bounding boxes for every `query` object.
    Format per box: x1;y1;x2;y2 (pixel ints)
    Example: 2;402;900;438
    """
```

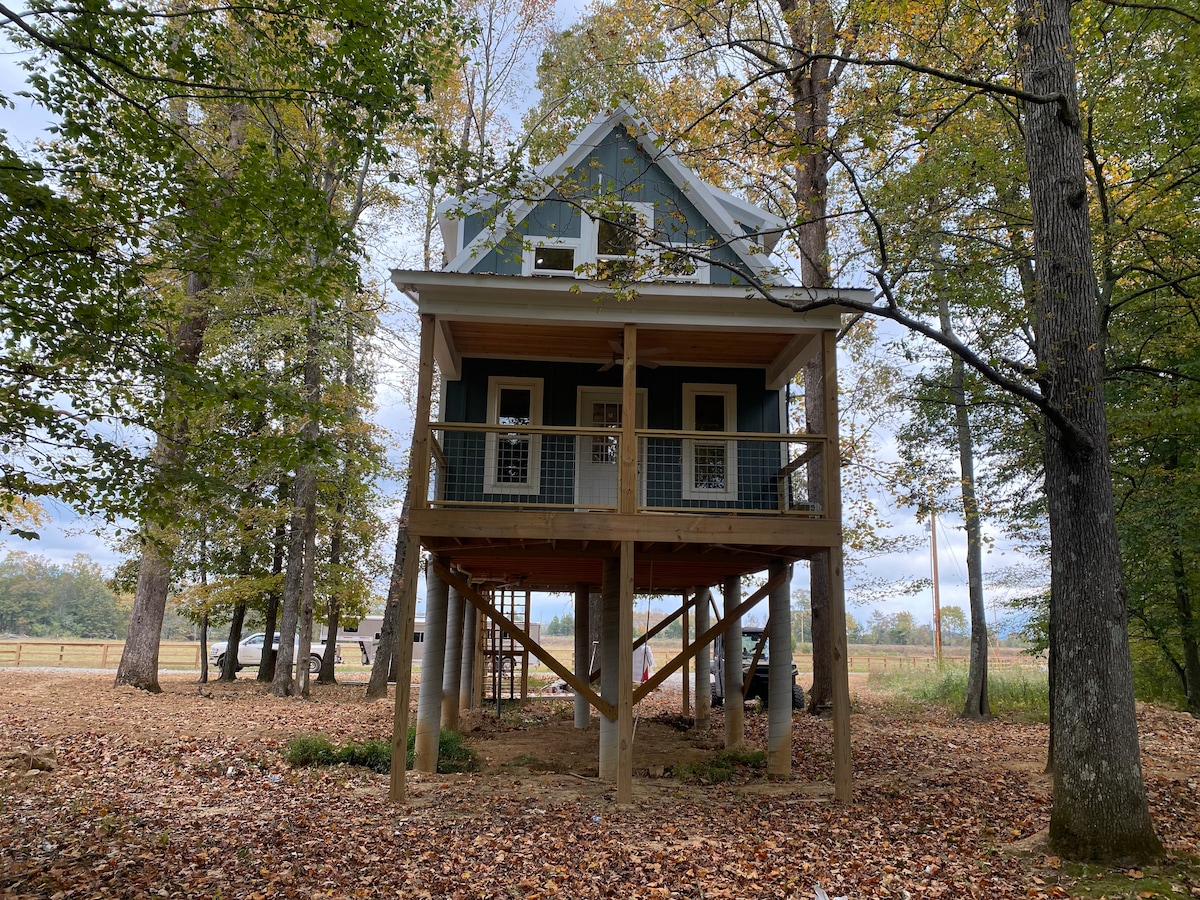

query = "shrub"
284;734;338;767
674;749;767;783
287;729;478;775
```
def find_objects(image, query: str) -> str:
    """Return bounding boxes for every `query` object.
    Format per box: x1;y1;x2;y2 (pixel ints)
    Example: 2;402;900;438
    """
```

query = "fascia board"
391;270;868;332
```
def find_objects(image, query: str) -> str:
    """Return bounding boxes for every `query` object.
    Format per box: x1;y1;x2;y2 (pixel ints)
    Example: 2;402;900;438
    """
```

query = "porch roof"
390;270;872;389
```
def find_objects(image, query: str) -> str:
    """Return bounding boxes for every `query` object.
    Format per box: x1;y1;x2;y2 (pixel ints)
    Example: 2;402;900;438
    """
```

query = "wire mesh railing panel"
427;424;827;515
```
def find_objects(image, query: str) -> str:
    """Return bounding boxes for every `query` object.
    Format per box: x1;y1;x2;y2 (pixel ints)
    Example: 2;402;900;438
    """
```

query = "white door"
576;388;646;508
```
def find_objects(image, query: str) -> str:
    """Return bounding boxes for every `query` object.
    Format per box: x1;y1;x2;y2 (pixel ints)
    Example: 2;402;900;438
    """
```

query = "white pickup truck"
209;632;339;674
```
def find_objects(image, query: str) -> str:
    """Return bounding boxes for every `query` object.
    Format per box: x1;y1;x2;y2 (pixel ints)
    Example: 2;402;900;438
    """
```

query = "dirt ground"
1;669;1198;899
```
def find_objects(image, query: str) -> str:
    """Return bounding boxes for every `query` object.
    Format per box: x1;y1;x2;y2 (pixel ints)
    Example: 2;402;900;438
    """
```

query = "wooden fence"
0;641;202;670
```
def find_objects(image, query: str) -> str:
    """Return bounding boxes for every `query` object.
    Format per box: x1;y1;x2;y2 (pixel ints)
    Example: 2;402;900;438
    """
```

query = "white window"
657;244;711;284
522;237;581;277
586;202;655;280
682;383;738;501
484;376;543;495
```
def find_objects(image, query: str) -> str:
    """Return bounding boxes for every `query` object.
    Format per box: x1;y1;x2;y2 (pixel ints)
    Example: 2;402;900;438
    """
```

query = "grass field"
0;634;1041;675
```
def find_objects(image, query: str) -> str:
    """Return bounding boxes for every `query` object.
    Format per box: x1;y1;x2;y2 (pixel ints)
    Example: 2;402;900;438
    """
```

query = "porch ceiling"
419;536;816;593
442;321;798;369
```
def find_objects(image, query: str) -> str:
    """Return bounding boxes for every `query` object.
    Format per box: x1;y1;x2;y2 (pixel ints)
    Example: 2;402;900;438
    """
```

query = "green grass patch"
1058;855;1200;898
868;663;1049;722
285;729;478;775
674;749;767;784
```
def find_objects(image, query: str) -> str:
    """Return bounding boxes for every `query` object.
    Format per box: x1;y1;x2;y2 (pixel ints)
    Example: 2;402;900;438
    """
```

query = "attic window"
593;203;653;280
525;239;580;277
597;212;639;257
534;245;575;273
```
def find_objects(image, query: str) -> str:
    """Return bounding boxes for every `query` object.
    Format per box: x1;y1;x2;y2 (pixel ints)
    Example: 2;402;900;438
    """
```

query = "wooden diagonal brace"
430;560;616;721
633;567;788;704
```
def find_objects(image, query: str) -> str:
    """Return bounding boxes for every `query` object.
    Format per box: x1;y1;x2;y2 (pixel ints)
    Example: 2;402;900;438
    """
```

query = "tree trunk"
317;499;344;685
295;468;317;698
366;492;412;701
198;611;208;684
257;514;286;682
1017;0;1161;861
779;0;838;716
1168;539;1200;715
221;602;246;682
115;271;210;692
271;467;308;697
939;299;990;720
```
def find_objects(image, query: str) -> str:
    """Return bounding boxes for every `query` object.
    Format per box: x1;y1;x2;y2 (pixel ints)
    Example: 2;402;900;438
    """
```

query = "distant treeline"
0;551;195;640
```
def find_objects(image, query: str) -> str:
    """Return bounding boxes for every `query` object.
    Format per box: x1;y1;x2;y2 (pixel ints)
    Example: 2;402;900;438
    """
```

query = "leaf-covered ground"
0;670;1197;899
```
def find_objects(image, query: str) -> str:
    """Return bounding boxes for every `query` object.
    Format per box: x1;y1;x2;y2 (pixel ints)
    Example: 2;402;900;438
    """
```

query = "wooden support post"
414;559;449;773
617;540;635;805
442;586;464;732
823;328;853;803
767;560;792;778
681;596;691;716
389;312;436;804
575;583;591;730
521;589;531;702
694;587;711;730
722;576;744;749
599;558;620;781
459;600;476;713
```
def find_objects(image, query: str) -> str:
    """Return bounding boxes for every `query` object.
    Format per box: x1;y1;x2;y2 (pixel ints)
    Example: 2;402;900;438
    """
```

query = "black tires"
791;683;806;710
308;654;322;674
711;689;724;708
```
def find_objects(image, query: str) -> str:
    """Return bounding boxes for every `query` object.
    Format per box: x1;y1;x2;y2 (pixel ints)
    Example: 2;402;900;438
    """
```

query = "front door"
576;387;646;508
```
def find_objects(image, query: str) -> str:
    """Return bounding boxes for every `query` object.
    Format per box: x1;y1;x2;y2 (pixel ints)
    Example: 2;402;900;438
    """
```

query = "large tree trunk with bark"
317;499;344;686
779;0;838;714
1017;0;1161;861
271;465;310;697
115;272;210;692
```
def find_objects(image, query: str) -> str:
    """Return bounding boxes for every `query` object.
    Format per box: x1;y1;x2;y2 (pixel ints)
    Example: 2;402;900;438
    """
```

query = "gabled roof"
440;102;788;282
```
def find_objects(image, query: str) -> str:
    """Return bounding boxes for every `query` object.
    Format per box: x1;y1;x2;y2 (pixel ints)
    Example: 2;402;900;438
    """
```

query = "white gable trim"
444;103;782;282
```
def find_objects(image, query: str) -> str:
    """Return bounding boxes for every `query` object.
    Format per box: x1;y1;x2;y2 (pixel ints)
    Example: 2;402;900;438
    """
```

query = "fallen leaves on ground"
0;671;1197;899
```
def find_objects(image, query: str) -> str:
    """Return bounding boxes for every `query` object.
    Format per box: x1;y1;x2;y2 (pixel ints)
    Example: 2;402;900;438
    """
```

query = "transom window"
525;238;580;277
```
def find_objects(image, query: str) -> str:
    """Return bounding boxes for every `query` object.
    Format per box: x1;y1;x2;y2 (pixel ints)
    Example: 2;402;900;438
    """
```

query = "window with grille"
683;384;738;500
484;377;543;495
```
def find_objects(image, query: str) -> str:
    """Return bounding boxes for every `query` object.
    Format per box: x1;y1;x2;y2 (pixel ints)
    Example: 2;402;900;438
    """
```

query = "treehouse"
388;104;865;802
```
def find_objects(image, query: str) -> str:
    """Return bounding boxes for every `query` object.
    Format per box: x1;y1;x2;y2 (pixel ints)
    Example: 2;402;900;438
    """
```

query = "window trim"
522;237;582;277
484;376;544;495
656;243;711;284
583;202;655;278
682;383;738;501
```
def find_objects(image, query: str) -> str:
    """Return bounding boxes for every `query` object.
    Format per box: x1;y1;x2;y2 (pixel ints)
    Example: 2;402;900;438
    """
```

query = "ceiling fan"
598;339;669;372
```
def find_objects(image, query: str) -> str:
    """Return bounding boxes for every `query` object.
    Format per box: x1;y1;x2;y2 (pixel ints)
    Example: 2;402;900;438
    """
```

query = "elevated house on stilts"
389;104;867;803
